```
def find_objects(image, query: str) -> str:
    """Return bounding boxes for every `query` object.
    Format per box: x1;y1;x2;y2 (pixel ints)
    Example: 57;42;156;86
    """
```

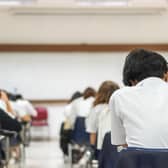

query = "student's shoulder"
110;86;136;103
113;86;133;97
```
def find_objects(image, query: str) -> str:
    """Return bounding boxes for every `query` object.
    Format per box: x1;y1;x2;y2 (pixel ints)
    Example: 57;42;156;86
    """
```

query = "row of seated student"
60;49;168;168
0;90;37;166
60;82;119;166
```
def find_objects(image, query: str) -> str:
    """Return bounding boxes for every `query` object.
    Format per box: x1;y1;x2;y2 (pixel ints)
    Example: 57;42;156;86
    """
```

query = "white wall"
0;52;168;99
0;52;127;99
0;9;168;44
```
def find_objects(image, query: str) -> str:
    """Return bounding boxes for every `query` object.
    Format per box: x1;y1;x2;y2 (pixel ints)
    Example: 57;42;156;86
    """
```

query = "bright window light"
0;0;36;5
0;0;21;5
76;0;129;6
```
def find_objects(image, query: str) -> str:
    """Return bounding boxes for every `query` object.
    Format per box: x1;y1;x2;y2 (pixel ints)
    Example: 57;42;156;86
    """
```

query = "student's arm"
86;107;98;145
109;93;127;146
90;133;97;145
0;91;17;116
0;109;22;132
26;101;37;117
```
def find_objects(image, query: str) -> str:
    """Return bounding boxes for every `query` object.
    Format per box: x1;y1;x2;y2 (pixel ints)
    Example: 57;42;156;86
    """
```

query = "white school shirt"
86;104;108;133
69;97;94;127
97;106;111;150
64;103;72;119
0;100;7;112
0;100;16;119
110;77;168;148
11;100;37;117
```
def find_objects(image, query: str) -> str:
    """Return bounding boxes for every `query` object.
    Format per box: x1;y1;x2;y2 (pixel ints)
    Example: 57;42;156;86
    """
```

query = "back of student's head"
15;94;23;100
69;91;82;103
123;49;168;86
83;87;96;100
93;81;119;106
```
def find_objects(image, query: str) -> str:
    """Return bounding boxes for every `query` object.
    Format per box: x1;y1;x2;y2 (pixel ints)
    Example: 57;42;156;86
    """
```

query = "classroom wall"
0;52;126;99
0;9;168;44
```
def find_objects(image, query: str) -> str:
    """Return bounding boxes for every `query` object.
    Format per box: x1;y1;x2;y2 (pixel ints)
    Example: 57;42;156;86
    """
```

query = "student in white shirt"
0;91;17;118
69;87;96;128
64;91;82;123
60;91;82;157
10;94;37;122
110;49;168;148
86;81;119;149
78;82;119;166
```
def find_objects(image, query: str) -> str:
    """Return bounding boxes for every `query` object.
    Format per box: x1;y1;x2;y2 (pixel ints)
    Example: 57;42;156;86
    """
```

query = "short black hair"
123;49;168;86
70;91;82;102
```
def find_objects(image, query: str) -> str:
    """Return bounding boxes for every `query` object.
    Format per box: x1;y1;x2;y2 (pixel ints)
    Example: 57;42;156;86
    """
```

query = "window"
75;0;129;6
0;0;36;5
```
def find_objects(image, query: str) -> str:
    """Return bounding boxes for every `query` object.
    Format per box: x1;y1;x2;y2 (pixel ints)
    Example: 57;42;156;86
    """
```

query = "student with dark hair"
83;87;96;100
69;87;96;127
110;49;168;148
60;91;83;157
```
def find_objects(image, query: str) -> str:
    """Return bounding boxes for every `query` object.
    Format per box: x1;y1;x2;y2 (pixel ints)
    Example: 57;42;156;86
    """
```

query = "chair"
20;121;31;146
31;107;49;139
0;129;17;167
116;148;168;168
99;132;119;168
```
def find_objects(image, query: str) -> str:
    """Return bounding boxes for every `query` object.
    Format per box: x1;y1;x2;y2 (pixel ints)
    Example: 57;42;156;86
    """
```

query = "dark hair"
83;87;96;99
15;94;23;100
69;91;82;102
93;81;119;106
7;92;17;101
123;49;168;86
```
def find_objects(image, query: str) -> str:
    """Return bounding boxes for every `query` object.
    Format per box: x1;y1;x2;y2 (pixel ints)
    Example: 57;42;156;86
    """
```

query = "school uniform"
110;77;168;148
11;99;37;118
69;97;94;127
86;104;108;134
97;106;111;150
0;108;21;132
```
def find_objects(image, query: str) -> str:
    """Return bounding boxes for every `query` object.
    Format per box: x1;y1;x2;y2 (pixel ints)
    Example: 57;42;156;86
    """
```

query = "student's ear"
163;72;168;82
129;80;138;86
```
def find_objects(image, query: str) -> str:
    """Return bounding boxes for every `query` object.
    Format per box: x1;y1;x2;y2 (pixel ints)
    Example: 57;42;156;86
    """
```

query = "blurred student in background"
63;91;82;130
9;94;37;122
69;87;96;129
86;81;119;158
0;90;21;132
60;91;82;157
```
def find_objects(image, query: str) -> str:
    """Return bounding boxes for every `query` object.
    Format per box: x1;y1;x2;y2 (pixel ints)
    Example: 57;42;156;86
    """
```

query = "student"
16;94;37;118
0;91;21;132
69;87;96;128
64;91;82;129
60;91;82;157
110;49;168;148
78;82;119;166
86;81;119;150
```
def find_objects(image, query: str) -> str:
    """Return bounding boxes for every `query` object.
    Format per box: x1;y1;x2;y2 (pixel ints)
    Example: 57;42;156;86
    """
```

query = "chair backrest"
99;132;119;168
33;107;48;121
116;148;168;168
71;117;90;145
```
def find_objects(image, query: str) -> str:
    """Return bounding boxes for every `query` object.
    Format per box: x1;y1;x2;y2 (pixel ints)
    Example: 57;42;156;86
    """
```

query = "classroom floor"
25;140;66;168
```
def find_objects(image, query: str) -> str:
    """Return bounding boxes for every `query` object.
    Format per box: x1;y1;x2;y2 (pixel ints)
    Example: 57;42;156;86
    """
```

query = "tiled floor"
25;140;67;168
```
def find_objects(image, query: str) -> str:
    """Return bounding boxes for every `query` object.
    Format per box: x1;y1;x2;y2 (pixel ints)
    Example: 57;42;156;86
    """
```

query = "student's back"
110;49;168;149
111;77;168;148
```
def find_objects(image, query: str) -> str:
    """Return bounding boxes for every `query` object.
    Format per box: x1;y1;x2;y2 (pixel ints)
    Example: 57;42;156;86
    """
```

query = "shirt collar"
136;77;165;87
